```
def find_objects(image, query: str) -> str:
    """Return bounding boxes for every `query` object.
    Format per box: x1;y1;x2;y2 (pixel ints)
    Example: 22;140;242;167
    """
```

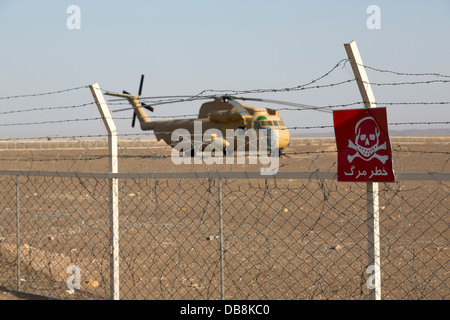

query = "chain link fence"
0;169;448;300
1;54;449;301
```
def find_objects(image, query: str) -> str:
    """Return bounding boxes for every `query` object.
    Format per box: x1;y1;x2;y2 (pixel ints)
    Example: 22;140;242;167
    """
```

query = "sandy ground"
0;137;448;300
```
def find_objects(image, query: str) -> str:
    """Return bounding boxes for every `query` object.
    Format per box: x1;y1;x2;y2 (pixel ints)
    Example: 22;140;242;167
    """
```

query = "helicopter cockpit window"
260;120;273;127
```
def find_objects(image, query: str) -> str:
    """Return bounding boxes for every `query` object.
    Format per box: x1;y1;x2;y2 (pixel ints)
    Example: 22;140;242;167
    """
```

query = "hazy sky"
0;0;449;138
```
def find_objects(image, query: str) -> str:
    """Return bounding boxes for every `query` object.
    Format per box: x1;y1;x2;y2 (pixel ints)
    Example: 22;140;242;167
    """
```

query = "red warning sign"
333;108;395;182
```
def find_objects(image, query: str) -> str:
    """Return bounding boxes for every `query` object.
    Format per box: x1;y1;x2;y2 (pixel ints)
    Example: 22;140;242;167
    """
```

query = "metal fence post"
89;83;120;300
344;40;382;300
218;178;225;300
15;176;21;291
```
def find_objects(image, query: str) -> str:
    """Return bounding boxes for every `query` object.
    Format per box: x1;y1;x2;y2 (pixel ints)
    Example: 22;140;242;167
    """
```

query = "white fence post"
89;83;120;300
344;41;382;300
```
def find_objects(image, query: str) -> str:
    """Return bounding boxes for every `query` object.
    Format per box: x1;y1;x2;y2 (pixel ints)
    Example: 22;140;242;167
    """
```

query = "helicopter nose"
278;128;290;149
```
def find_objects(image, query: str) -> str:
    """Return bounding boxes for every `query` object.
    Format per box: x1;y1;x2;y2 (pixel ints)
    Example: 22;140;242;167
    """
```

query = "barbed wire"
117;60;450;107
101;59;353;108
187;79;356;97
0;60;448;133
0;168;447;299
378;101;450;106
278;101;450;112
0;132;157;141
0;62;448;302
1;119;448;129
0;117;103;127
1;122;447;139
0;153;171;162
1;144;449;162
352;61;450;78
0;101;96;115
388;121;450;126
106;79;357;111
108;98;450;115
113;89;450;114
288;121;449;130
1;58;449;116
0;85;88;101
288;125;334;130
368;79;450;86
0;116;131;127
159;59;352;98
2;99;449;118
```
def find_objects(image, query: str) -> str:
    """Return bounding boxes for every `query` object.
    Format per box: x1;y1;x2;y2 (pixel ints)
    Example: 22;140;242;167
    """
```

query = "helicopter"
105;75;327;156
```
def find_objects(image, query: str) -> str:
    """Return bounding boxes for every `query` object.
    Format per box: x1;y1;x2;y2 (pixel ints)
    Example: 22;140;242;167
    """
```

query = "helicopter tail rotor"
104;75;154;129
130;74;154;128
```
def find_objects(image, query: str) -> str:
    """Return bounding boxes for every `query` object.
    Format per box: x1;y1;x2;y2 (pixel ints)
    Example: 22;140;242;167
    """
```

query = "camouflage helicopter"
106;75;324;156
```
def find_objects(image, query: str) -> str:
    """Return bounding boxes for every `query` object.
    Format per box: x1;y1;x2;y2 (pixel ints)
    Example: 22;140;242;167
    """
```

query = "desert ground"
0;137;448;300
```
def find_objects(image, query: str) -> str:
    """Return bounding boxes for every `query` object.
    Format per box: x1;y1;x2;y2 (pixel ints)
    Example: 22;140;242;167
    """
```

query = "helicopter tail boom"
123;94;154;130
105;73;154;130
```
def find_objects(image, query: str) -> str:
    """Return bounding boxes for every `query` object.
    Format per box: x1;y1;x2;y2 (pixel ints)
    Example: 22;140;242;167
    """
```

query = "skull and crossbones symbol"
347;116;388;164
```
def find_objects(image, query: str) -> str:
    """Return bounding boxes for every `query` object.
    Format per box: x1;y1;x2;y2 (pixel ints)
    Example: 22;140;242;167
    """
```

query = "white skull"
347;116;388;164
354;116;380;159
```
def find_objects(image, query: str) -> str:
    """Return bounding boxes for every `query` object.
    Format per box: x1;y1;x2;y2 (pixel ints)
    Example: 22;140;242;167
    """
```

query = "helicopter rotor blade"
123;90;137;128
133;74;145;127
138;74;144;97
230;96;332;113
132;112;137;127
137;75;155;112
227;99;252;118
142;102;154;112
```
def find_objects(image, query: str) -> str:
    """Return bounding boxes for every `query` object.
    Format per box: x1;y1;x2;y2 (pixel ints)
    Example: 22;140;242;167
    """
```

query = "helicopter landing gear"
270;148;283;157
185;149;196;158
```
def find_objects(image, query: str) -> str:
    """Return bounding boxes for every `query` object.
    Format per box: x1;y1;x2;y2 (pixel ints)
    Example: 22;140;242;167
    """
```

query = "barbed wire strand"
0;85;88;100
0;101;97;115
352;61;450;78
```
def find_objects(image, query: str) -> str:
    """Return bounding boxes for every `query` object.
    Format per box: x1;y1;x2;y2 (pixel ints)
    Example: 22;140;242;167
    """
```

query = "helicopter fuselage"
127;96;290;153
